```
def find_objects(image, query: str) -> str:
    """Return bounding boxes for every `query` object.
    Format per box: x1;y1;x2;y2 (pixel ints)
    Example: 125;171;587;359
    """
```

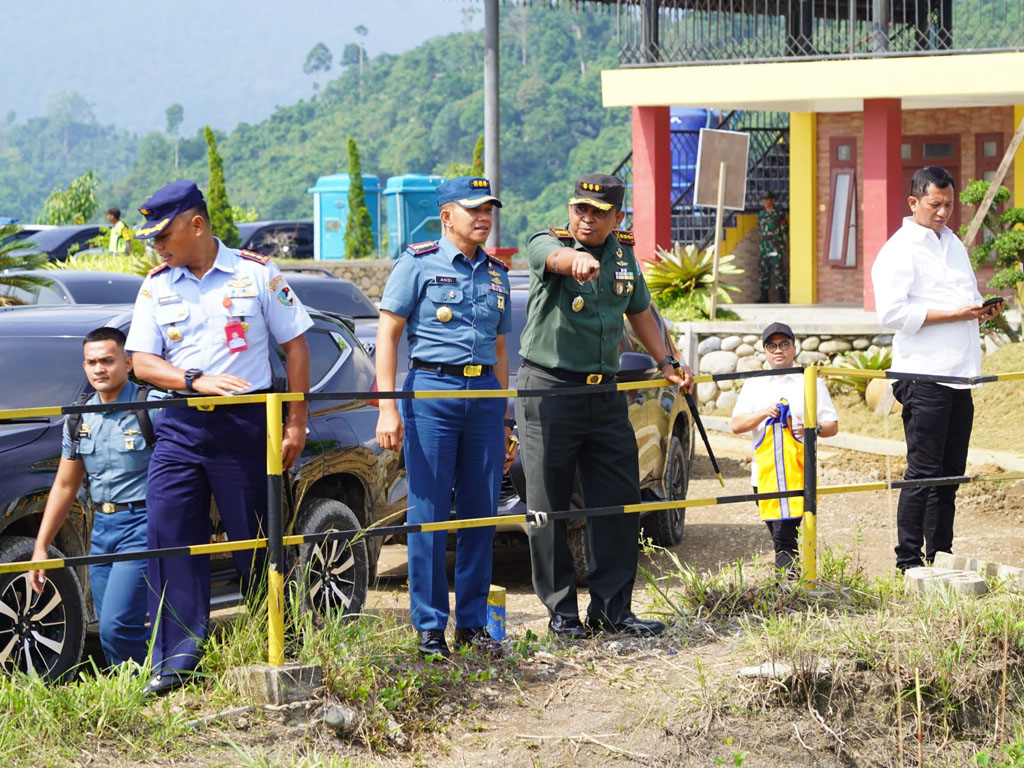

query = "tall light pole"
484;0;500;247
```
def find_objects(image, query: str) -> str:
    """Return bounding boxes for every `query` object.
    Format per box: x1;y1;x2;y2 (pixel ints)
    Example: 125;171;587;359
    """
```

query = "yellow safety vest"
754;399;804;521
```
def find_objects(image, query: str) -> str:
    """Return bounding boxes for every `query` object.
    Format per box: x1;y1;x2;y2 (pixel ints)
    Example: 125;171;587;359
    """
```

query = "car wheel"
0;535;85;682
294;498;368;621
645;435;688;547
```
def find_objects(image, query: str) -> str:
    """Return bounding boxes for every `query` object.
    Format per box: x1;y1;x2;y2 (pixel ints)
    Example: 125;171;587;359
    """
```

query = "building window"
976;133;1004;184
826;137;857;269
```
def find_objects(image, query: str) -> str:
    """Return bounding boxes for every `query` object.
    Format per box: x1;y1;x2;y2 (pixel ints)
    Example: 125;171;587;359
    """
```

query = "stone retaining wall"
299;258;530;300
687;330;894;412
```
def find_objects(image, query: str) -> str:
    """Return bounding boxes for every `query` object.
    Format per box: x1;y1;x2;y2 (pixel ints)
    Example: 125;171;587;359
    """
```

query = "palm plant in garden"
0;223;48;305
645;243;743;321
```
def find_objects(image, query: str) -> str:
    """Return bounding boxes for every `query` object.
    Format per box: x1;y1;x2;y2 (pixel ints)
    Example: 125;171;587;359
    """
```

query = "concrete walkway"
702;415;1024;472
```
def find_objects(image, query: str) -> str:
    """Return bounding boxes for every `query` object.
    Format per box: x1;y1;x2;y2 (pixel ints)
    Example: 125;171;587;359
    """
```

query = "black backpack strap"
65;392;92;461
134;386;156;448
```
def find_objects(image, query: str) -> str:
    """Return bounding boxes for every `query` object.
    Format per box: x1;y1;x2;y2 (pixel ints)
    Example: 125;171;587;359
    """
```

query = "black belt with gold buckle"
96;501;143;514
411;359;491;378
521;359;609;385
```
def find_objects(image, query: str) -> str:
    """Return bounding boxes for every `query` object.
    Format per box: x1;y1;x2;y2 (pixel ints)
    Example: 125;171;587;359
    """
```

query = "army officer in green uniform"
519;174;694;638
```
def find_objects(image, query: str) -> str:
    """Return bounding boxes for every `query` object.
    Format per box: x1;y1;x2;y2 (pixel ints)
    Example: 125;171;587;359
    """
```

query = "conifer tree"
204;126;239;247
471;135;484;176
345;137;375;259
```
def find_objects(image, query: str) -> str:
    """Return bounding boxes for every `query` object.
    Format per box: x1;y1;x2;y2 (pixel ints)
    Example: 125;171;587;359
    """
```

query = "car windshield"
60;275;143;304
11;229;77;249
290;280;378;318
0;337;85;410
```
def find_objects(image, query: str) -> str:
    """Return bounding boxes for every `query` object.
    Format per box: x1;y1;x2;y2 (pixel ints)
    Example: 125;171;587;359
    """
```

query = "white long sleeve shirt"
871;216;982;388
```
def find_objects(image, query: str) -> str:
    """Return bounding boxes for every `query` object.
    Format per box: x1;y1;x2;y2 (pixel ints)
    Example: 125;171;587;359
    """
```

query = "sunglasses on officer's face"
764;340;792;352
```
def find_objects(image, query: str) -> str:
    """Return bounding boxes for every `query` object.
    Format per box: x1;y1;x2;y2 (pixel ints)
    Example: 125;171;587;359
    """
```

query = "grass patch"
0;584;542;766
644;544;1024;764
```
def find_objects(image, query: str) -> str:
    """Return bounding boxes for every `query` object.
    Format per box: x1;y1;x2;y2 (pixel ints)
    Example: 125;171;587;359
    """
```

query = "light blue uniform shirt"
125;239;313;392
379;236;511;365
60;382;168;504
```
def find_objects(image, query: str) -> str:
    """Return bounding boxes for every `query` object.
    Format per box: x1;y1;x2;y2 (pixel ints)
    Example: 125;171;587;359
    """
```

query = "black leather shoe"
617;614;665;636
453;626;504;658
417;629;451;659
588;613;666;636
142;671;188;697
548;614;590;639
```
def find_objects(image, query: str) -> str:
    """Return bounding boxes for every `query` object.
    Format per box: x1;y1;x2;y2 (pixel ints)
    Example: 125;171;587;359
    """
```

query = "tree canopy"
0;5;629;251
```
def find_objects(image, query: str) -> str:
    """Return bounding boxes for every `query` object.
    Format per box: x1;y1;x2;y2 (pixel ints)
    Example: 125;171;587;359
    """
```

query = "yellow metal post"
265;393;285;666
801;365;818;583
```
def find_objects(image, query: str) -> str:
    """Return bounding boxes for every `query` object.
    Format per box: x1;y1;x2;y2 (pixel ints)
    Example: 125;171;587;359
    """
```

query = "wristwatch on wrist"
504;418;516;429
656;355;680;370
184;368;204;393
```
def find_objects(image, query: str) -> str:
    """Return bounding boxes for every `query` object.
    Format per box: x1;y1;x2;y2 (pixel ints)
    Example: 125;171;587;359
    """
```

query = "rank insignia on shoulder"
487;255;509;271
239;249;271;265
147;263;170;276
407;241;439;256
549;226;573;241
613;230;635;246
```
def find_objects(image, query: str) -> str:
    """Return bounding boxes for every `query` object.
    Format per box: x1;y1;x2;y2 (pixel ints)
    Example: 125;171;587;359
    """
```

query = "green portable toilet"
307;173;381;260
383;174;444;259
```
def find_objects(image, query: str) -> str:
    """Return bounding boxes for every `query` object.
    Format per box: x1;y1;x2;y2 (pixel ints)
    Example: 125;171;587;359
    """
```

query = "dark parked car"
5;225;102;262
394;282;693;583
0;270;144;307
279;269;379;355
0;304;404;681
238;220;314;260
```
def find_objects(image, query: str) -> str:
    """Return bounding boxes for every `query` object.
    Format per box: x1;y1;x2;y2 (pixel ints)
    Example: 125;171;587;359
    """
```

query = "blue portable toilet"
383;174;444;259
306;173;382;260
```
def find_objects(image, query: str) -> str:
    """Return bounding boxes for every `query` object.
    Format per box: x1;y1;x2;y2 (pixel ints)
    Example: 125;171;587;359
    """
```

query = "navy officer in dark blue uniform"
125;180;312;695
375;177;516;659
30;327;166;668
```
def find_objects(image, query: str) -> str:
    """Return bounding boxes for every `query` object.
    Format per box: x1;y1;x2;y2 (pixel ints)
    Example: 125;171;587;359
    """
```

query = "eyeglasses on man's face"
764;340;792;352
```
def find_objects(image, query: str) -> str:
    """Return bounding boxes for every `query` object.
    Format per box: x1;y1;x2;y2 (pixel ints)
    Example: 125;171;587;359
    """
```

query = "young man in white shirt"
731;322;838;573
871;166;1004;572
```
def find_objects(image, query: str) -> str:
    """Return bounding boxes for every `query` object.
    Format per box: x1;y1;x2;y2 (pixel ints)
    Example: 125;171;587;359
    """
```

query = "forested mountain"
0;5;630;250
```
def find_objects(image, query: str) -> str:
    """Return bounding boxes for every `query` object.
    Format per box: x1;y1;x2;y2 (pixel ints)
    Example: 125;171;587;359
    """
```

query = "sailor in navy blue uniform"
375;177;516;659
30;327;166;667
125;180;312;695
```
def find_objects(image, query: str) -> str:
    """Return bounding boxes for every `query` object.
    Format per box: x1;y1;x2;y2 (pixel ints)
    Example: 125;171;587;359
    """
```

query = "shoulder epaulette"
548;226;573;241
487;256;508;271
613;230;635;246
239;249;271;265
406;241;439;256
147;263;170;276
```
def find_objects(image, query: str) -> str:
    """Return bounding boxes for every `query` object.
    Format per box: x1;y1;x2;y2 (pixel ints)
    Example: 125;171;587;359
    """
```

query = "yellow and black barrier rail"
2;365;1023;667
7;469;1021;578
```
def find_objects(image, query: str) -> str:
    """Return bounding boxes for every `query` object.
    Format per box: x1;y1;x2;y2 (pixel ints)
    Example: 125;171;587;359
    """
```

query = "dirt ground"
86;434;1024;768
323;432;1024;768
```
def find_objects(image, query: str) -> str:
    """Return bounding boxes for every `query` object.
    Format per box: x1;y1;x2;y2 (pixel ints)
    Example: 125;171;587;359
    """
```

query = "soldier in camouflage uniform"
756;191;788;303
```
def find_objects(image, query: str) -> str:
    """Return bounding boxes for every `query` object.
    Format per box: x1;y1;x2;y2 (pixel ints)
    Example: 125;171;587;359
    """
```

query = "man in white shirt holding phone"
871;165;1003;572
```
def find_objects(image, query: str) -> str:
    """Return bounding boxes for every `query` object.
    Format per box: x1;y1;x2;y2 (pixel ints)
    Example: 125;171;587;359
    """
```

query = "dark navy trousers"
400;368;504;631
89;502;149;666
145;403;267;673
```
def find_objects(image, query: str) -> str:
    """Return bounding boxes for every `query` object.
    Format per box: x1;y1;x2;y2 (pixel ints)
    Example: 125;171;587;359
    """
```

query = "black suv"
0;304;405;681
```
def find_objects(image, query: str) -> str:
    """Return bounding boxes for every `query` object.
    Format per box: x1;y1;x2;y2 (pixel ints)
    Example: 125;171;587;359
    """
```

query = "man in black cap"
126;179;312;695
756;191;788;303
731;322;837;574
518;173;693;638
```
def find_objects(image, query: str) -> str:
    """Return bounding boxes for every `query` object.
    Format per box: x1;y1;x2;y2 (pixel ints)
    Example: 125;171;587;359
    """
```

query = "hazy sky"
3;0;482;135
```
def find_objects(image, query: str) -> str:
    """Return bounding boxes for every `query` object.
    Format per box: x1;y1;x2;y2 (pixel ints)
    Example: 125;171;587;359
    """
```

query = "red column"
861;98;904;312
631;106;672;264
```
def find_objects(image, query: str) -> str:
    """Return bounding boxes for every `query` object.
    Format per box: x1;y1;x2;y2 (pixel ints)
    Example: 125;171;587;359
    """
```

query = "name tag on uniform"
158;294;182;305
434;276;457;285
